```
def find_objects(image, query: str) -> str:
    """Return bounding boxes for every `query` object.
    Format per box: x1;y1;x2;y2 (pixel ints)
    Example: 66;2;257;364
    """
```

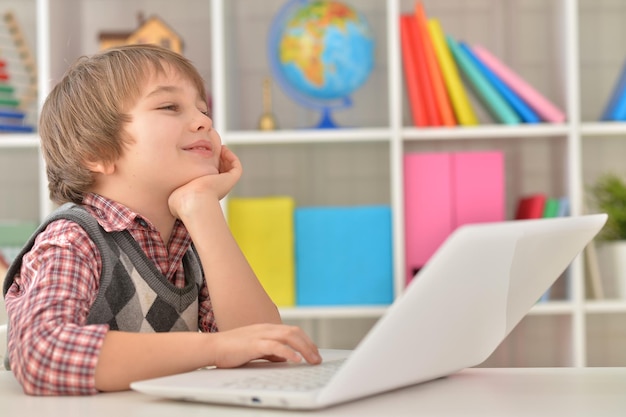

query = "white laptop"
131;214;607;410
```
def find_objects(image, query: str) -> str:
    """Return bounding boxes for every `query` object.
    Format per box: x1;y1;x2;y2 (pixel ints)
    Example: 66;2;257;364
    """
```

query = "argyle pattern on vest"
4;203;203;333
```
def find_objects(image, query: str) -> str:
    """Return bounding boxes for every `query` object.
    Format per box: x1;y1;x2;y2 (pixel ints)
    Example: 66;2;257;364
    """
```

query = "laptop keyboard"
220;359;346;391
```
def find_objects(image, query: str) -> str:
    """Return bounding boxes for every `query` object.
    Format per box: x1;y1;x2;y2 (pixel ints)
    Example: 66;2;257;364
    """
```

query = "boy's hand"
209;323;322;368
168;145;242;219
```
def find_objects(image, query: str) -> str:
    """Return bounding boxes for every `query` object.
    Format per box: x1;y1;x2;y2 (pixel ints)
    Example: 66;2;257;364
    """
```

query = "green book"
543;198;560;218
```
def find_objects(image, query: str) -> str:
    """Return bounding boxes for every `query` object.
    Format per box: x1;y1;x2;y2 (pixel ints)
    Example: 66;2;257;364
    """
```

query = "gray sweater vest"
2;203;204;370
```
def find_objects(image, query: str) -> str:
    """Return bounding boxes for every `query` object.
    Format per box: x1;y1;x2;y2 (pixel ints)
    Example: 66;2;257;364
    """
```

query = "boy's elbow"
8;344;98;396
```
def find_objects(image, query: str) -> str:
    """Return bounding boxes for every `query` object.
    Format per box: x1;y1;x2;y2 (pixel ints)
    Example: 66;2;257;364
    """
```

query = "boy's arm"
4;221;110;395
95;323;319;392
183;198;282;329
168;145;281;329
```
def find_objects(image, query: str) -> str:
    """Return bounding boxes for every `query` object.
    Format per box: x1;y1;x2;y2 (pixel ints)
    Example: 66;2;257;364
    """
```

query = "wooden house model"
98;13;183;54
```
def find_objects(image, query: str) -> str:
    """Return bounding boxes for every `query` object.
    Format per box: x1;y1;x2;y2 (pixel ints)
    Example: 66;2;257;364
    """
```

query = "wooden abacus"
1;11;37;111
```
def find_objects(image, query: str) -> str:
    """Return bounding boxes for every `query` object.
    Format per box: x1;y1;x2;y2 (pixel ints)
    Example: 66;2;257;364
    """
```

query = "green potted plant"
588;172;626;298
589;173;626;240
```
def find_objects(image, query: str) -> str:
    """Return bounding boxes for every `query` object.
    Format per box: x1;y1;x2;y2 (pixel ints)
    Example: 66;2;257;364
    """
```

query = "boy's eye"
159;104;179;111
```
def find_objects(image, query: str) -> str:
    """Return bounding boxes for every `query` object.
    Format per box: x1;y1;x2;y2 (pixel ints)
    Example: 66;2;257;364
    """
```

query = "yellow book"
427;18;478;126
227;196;295;306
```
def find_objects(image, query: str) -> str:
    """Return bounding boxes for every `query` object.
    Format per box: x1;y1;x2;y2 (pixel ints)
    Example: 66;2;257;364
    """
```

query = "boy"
2;44;321;396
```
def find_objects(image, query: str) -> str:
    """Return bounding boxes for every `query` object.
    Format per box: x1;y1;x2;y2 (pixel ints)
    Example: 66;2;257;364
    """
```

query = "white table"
2;367;626;416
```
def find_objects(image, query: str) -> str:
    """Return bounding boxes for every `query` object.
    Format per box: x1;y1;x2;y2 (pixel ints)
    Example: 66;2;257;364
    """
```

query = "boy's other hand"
209;323;323;368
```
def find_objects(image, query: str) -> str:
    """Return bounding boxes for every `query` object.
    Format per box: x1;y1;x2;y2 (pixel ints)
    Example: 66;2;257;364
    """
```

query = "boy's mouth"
183;140;213;152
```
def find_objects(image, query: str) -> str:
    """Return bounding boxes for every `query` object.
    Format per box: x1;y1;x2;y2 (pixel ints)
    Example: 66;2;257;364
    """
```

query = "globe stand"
315;107;340;129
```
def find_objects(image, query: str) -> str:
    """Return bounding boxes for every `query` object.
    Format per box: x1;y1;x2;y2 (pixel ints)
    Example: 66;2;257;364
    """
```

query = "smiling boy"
2;44;320;396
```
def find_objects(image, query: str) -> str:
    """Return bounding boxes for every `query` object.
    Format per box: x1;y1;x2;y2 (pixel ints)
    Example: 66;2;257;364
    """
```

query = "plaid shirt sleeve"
198;280;218;333
4;219;109;395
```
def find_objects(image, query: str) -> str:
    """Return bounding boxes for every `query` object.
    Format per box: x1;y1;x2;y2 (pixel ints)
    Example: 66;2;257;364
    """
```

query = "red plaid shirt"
4;193;217;395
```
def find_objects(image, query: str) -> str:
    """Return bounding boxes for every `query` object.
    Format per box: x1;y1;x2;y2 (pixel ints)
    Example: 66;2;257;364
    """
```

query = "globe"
268;0;375;128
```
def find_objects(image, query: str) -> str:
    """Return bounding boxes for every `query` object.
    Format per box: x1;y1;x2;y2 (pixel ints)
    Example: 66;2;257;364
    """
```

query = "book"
404;151;504;283
452;151;505;226
427;18;478;126
472;45;566;123
601;57;626;121
227;197;296;307
295;206;393;306
404;152;453;283
461;42;541;123
399;15;428;127
515;194;547;219
542;197;560;218
414;1;455;126
447;36;521;125
406;13;440;126
557;196;570;217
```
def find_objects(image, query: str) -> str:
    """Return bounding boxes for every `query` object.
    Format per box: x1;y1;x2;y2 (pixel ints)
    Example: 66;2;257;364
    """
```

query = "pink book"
452;152;505;226
404;153;453;283
472;45;565;123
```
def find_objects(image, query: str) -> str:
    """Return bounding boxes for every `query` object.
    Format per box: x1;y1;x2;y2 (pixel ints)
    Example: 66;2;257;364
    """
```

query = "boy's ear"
84;159;115;175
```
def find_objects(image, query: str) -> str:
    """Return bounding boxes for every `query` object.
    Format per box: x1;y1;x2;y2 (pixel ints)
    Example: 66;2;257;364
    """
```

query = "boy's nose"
193;112;212;131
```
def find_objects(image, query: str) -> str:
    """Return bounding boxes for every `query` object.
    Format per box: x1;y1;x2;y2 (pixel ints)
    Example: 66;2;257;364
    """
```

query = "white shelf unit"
2;0;626;366
211;0;587;366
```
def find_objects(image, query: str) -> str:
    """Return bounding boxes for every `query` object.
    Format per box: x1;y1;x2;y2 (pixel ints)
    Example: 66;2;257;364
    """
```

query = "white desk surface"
2;367;625;416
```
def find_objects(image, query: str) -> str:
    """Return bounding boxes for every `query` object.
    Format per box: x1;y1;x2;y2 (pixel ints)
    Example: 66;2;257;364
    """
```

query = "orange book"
414;1;455;126
400;14;427;127
406;13;439;126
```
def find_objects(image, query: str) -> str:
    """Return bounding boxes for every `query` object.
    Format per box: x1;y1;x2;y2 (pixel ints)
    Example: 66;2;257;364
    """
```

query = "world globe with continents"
268;0;375;128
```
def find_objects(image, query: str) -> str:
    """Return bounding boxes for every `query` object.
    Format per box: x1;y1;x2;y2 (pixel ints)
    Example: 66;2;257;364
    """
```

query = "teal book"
447;36;521;125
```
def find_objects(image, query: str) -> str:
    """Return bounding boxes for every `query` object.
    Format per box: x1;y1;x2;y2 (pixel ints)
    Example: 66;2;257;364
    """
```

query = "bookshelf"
3;0;626;367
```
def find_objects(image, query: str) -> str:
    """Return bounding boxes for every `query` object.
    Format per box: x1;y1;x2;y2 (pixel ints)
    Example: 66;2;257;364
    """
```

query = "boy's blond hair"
40;44;208;204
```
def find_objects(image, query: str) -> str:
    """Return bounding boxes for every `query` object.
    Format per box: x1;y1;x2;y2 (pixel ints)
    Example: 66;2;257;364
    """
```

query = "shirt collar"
81;193;190;241
82;193;144;232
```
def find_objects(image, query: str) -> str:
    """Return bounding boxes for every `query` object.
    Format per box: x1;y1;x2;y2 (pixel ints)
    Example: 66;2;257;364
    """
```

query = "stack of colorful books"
227;197;394;307
400;1;566;127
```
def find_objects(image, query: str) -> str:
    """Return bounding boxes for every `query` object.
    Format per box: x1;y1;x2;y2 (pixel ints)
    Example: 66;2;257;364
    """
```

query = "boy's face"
116;65;220;196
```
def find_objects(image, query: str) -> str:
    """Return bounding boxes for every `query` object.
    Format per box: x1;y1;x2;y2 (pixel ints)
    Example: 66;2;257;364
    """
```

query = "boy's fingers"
269;326;321;364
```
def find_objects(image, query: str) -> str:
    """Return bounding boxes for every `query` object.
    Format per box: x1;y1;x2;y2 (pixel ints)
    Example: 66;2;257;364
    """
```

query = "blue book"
295;205;393;306
557;196;570;217
460;42;541;124
601;58;626;120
